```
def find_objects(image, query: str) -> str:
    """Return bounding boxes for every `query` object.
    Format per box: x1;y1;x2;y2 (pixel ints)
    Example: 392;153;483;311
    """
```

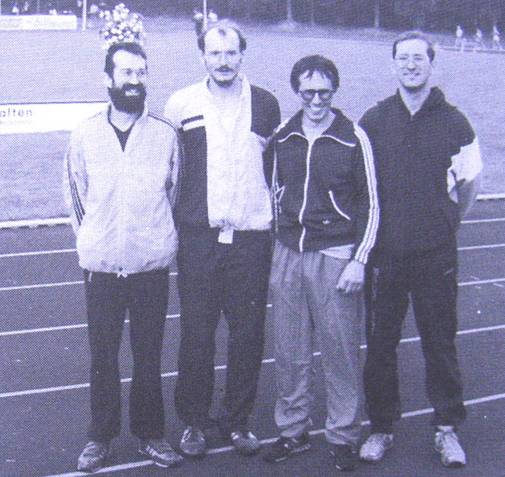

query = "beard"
108;83;146;114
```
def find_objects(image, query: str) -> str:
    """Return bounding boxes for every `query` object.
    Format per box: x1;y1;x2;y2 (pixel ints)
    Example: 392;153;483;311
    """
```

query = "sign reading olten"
0;102;107;134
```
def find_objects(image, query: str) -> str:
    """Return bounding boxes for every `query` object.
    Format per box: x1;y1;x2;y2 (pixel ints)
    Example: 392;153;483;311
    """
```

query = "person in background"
492;25;502;50
454;25;464;51
474;27;484;51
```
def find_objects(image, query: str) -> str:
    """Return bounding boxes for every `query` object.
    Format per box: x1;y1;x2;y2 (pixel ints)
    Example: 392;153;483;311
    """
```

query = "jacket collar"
104;102;149;128
394;86;446;118
276;108;355;146
202;74;250;101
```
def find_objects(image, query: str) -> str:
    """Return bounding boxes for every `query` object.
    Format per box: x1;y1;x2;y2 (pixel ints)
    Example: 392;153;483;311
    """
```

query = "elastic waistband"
179;224;271;236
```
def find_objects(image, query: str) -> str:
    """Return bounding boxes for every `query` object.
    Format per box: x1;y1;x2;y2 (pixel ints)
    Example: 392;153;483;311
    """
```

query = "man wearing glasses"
358;31;482;468
263;55;379;472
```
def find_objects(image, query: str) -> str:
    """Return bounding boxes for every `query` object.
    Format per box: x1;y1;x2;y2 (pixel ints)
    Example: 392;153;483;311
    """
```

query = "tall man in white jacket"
64;41;183;473
164;21;280;457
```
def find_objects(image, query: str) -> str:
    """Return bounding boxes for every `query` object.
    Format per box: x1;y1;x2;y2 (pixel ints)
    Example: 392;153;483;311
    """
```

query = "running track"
0;199;504;476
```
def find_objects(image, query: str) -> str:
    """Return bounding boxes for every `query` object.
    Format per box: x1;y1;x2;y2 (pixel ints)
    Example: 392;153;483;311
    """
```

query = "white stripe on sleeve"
353;124;380;264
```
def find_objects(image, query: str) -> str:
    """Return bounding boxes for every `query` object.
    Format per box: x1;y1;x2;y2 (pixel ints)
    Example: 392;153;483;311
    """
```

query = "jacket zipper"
298;139;314;252
328;190;351;221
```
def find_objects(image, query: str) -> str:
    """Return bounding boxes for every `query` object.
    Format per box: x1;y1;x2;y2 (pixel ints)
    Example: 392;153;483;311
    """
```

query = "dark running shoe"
331;444;358;471
139;438;184;468
263;433;311;463
77;440;110;473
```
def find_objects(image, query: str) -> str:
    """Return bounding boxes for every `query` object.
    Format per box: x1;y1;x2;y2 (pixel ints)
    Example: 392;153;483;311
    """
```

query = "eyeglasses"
299;89;334;102
395;55;428;66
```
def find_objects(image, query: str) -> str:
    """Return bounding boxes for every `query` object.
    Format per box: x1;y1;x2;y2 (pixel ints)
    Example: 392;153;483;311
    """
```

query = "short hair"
104;42;147;78
392;30;435;62
197;20;247;53
290;55;340;93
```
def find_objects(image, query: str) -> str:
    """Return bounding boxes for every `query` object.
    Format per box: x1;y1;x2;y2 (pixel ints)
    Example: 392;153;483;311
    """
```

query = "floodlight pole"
82;0;87;30
203;0;208;31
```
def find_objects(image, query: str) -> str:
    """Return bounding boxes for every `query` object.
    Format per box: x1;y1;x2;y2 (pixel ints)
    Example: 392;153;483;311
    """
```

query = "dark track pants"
84;269;169;442
175;226;271;433
363;243;466;433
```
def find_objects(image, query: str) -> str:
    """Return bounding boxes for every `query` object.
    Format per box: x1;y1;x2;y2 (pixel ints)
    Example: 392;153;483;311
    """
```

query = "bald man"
164;22;280;457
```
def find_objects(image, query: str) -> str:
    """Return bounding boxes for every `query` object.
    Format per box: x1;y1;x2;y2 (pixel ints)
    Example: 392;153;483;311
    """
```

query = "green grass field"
0;19;504;220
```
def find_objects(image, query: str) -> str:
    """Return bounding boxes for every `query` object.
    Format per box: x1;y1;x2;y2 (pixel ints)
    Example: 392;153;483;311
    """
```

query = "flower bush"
99;3;145;49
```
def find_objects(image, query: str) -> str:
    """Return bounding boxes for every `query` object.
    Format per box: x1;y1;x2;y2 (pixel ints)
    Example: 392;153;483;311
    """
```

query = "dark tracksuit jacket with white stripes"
273;109;379;264
359;87;482;258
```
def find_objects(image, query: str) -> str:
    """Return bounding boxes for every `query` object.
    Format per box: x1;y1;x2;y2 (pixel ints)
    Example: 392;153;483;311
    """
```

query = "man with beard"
358;31;482;468
164;21;280;457
64;41;183;472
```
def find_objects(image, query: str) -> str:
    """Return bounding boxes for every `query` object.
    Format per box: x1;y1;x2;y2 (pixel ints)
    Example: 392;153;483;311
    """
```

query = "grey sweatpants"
270;241;363;446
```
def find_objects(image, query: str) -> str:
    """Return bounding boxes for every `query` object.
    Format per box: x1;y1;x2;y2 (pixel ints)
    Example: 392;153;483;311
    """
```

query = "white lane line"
0;220;503;259
0;312;184;337
0;281;83;292
0;272;505;338
459;278;505;287
462;217;505;224
41;391;505;477
0;242;503;291
0;248;76;259
459;243;505;251
0;274;502;336
0;323;88;336
0;306;273;338
0;273;179;292
2;322;503;399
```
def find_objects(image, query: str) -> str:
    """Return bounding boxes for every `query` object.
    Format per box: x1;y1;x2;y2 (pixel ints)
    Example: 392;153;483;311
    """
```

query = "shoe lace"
230;431;244;441
367;433;390;446
148;438;172;453
182;426;202;442
438;430;460;451
83;441;108;458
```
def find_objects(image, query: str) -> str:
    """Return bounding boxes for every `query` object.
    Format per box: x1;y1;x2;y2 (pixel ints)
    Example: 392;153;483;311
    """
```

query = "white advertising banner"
0;102;107;134
0;14;78;30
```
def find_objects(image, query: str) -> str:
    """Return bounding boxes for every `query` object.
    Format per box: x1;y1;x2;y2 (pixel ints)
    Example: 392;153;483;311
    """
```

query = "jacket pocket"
328;191;350;221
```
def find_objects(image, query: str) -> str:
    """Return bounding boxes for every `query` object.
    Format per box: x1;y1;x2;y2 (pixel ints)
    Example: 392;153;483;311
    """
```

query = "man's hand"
336;259;365;294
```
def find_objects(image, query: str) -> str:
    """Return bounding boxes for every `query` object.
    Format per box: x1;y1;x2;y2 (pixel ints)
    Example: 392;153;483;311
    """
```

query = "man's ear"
103;72;113;89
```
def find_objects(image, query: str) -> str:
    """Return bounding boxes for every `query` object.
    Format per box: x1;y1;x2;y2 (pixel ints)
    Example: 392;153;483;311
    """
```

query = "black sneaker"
331;444;358;472
138;438;184;468
263;433;311;463
77;440;110;473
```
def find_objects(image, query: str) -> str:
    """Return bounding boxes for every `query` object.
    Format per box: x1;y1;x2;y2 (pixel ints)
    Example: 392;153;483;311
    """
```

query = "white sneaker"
435;428;466;467
359;433;393;462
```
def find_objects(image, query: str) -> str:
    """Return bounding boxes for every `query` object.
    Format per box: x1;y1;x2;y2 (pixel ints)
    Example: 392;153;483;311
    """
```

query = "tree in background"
117;0;505;32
